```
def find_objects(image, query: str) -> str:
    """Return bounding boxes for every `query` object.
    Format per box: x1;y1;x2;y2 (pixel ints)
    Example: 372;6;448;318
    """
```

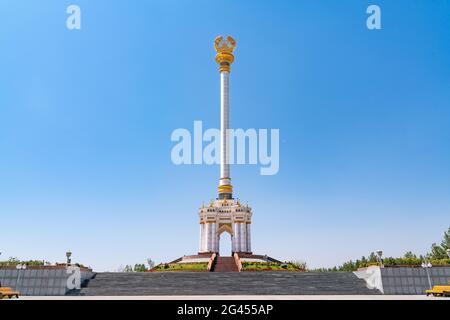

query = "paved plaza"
14;295;448;300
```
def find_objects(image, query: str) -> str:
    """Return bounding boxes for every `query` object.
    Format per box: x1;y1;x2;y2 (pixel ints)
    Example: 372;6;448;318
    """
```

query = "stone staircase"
70;272;380;296
212;256;238;272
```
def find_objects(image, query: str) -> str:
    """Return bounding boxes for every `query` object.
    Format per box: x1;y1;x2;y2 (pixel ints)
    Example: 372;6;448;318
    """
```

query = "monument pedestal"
198;199;252;254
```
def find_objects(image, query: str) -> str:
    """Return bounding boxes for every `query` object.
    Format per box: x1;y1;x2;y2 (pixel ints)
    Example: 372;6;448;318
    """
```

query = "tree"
430;227;450;260
360;256;368;265
404;251;417;259
119;260;153;272
289;260;307;270
442;227;450;249
430;244;446;260
123;265;133;272
146;258;155;269
133;264;147;272
368;252;377;263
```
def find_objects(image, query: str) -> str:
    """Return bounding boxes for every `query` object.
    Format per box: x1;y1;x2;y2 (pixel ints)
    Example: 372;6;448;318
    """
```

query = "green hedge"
0;258;49;267
152;263;208;272
241;261;303;272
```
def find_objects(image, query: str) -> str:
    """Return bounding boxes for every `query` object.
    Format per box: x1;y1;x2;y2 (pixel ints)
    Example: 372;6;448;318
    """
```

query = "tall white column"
203;224;208;252
215;36;235;199
216;231;220;253
210;223;214;252
231;222;237;252
209;223;213;252
203;223;207;252
240;222;246;252
238;222;242;252
232;223;236;253
205;223;210;252
212;223;217;252
199;224;203;252
231;232;236;253
200;223;204;252
220;72;230;182
247;223;251;253
216;224;220;252
233;222;240;253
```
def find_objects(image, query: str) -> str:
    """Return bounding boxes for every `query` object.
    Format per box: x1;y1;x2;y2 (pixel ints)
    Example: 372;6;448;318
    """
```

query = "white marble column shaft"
212;223;217;252
220;71;231;185
240;222;246;252
233;222;240;253
206;223;211;252
199;224;203;252
246;223;251;253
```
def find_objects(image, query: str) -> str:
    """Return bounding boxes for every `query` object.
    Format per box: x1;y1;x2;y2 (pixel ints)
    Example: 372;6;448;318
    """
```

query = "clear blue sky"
0;0;449;271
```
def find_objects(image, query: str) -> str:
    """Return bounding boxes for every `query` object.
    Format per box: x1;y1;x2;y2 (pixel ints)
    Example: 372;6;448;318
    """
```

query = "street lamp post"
15;264;27;292
421;261;433;290
66;251;72;266
376;250;383;268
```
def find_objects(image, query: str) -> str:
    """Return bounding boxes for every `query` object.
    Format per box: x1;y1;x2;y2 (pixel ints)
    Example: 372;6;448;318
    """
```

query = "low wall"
355;266;450;294
0;267;95;296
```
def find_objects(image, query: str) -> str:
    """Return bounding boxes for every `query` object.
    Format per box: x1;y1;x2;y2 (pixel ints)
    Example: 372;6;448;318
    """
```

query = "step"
212;257;239;272
71;272;381;296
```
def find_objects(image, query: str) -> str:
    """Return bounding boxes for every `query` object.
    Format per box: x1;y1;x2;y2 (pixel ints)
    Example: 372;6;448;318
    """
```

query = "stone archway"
217;224;233;256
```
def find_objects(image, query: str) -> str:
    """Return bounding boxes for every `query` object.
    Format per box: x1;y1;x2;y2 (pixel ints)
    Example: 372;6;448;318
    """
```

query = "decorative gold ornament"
214;36;236;53
214;35;236;73
217;184;233;194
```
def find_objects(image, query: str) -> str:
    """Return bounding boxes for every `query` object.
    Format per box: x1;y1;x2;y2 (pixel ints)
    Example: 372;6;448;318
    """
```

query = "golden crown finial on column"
214;36;236;73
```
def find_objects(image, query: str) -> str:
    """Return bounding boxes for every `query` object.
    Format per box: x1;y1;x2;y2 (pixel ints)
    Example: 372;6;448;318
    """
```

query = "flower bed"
241;261;304;272
151;262;208;272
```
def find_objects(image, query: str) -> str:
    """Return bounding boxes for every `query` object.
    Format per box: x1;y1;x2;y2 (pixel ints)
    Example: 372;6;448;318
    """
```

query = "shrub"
152;263;208;272
241;261;303;272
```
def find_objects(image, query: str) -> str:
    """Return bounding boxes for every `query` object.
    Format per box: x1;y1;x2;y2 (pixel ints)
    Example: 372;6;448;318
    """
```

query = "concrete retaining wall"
0;268;95;296
381;266;450;294
355;266;450;294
